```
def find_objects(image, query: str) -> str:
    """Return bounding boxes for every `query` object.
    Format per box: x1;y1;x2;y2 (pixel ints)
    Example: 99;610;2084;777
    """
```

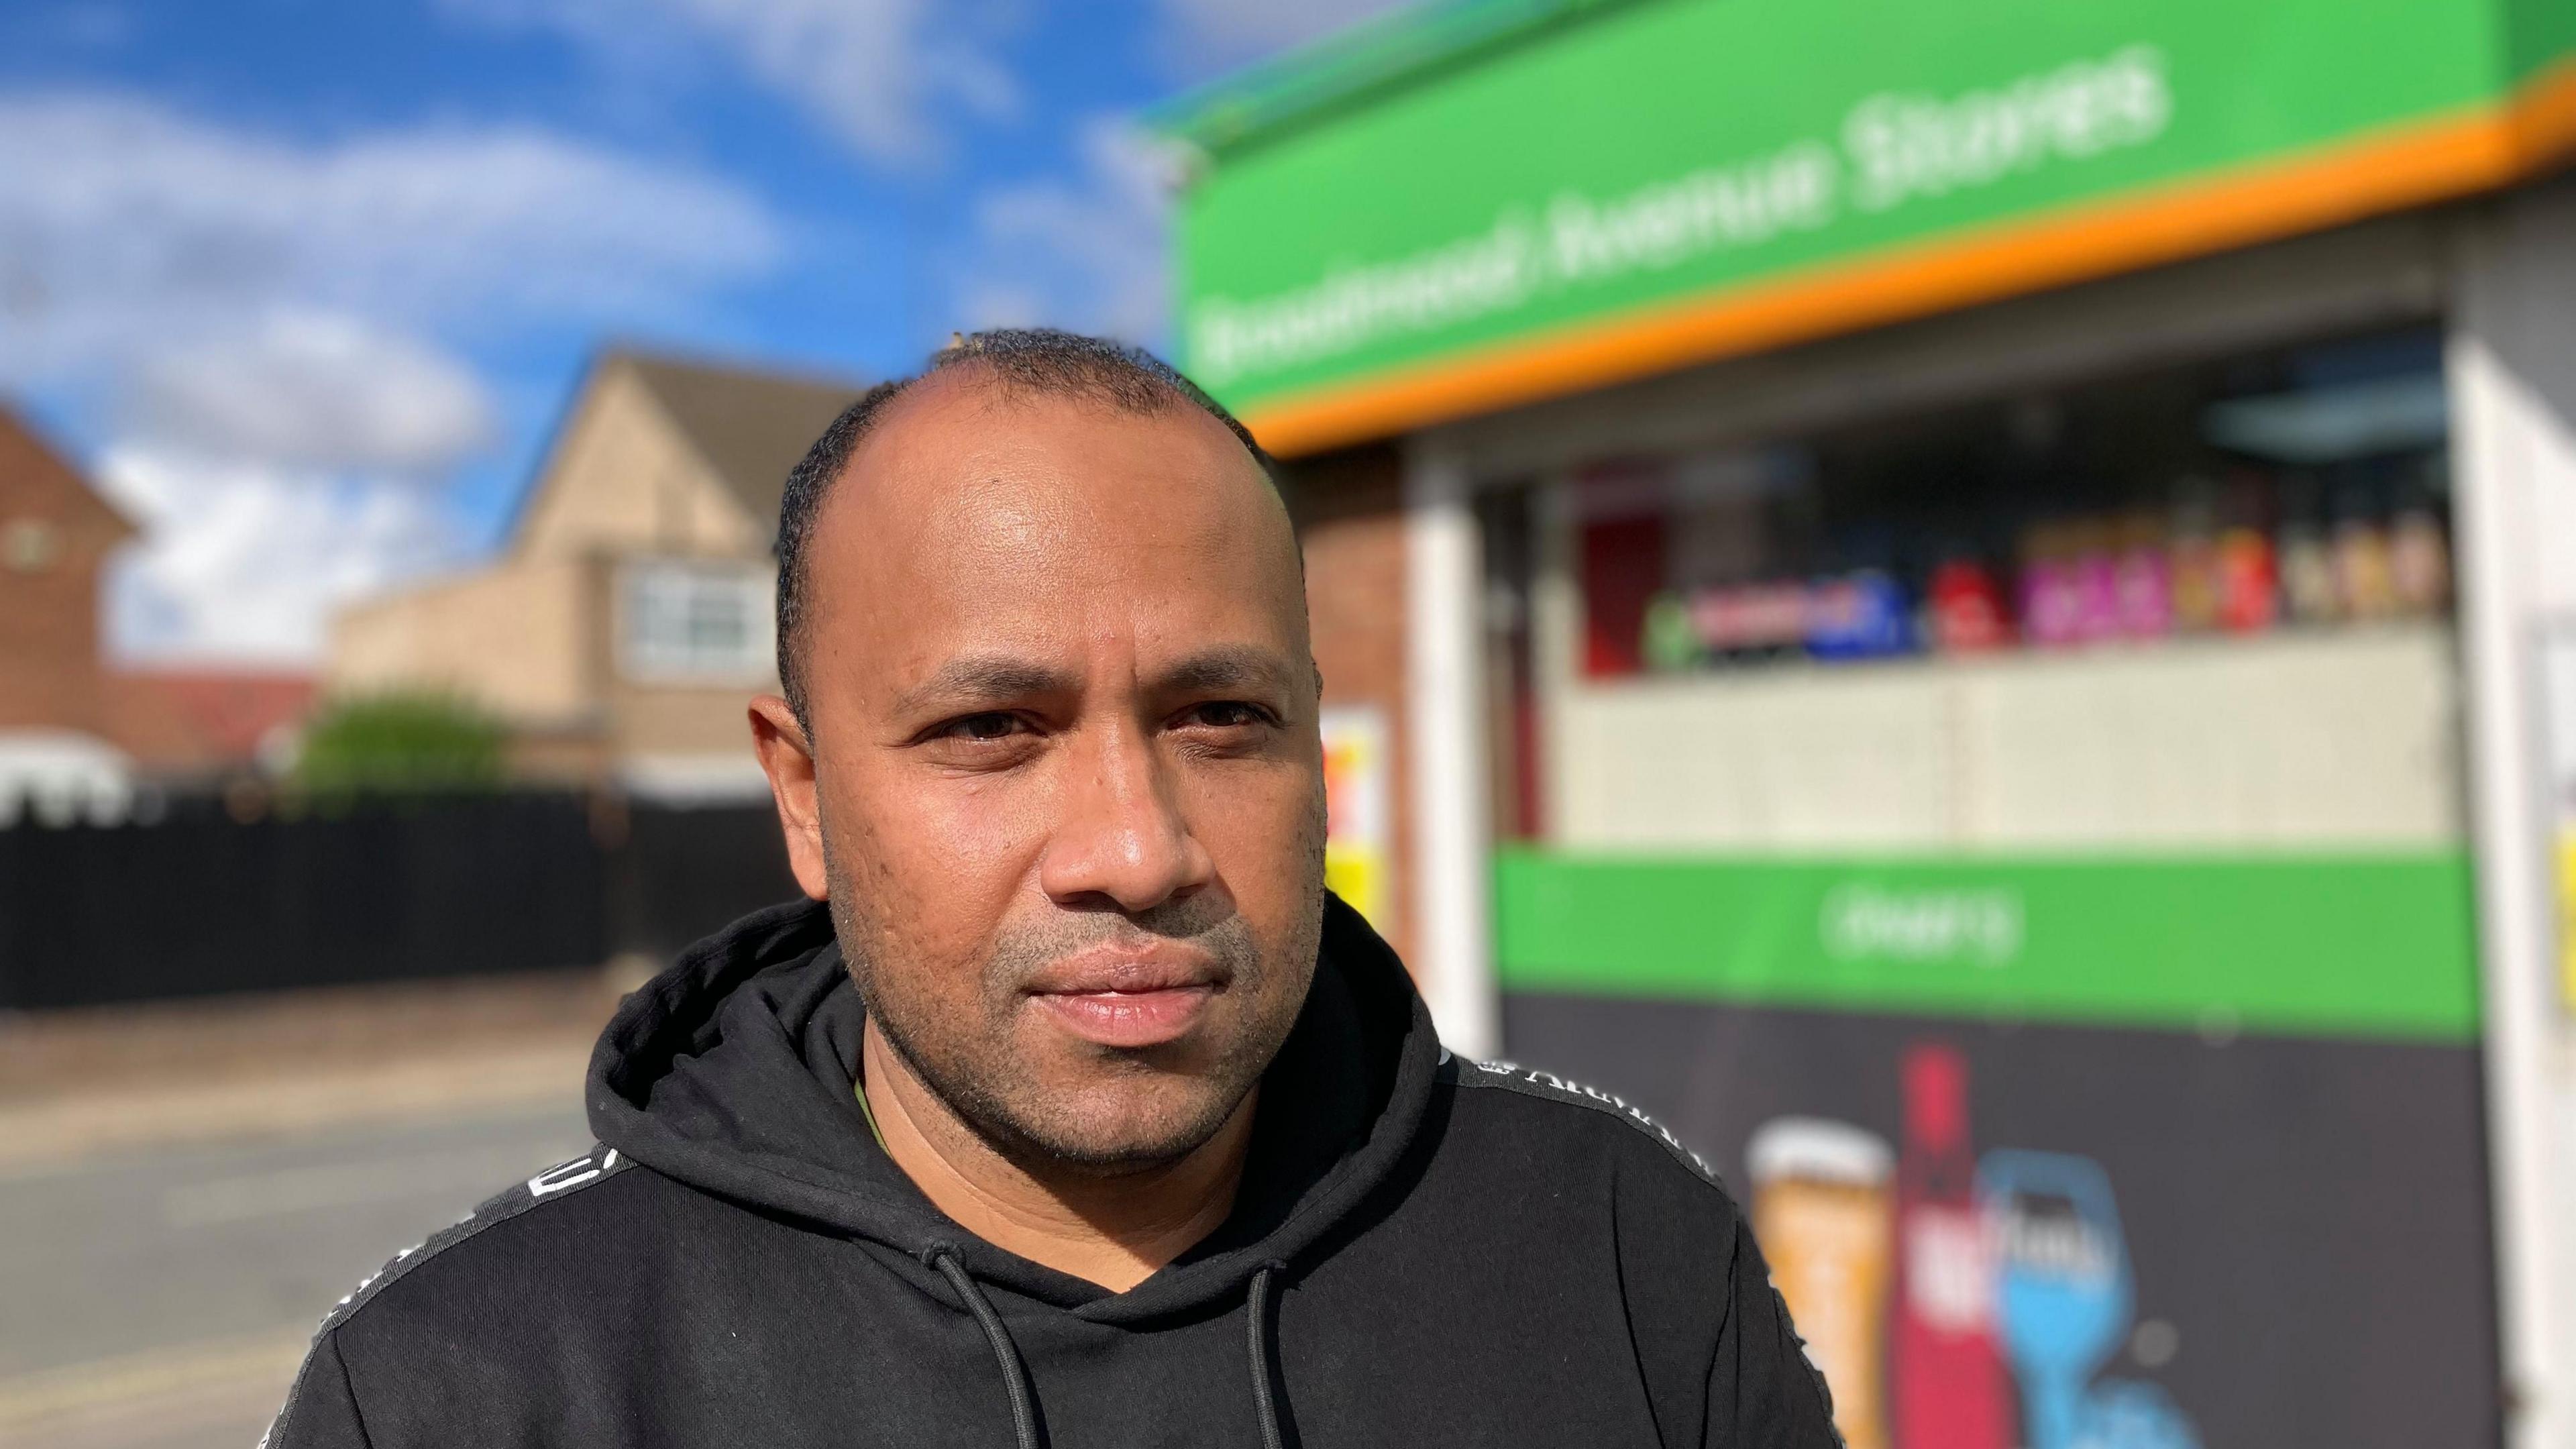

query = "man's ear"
749;695;829;901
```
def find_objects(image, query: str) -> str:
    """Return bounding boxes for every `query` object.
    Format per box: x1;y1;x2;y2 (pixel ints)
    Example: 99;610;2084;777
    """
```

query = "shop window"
1575;326;2452;679
620;559;776;685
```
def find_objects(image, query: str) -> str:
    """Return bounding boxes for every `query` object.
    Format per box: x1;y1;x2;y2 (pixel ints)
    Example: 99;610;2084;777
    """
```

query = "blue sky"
0;0;1403;663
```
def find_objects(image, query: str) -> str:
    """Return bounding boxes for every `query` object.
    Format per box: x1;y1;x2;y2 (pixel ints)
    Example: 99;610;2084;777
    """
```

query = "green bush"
293;692;507;795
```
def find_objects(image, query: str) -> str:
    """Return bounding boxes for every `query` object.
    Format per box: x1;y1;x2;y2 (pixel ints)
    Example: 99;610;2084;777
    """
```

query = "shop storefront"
1158;2;2576;1447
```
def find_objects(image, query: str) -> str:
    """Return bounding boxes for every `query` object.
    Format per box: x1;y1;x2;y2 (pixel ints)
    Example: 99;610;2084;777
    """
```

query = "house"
329;350;863;798
0;405;146;821
0;405;136;739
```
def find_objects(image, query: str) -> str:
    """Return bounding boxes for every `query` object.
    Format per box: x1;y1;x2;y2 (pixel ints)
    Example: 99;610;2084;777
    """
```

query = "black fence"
0;792;799;1010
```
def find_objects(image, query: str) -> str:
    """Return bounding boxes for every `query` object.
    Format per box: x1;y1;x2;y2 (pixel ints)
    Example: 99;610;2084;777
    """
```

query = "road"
0;1099;593;1448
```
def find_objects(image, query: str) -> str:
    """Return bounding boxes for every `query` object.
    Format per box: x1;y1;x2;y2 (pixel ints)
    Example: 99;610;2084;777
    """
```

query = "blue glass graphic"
2076;1379;2200;1449
1978;1150;2133;1449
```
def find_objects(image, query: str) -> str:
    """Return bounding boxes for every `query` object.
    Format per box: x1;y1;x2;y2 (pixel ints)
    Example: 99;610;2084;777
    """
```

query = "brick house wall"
0;411;131;737
1285;444;1417;971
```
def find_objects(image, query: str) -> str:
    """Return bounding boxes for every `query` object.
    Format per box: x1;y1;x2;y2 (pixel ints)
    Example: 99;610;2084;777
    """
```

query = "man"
266;330;1839;1448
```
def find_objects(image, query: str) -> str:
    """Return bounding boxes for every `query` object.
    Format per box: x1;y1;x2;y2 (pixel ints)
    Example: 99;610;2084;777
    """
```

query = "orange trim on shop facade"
2512;54;2576;166
1240;60;2576;460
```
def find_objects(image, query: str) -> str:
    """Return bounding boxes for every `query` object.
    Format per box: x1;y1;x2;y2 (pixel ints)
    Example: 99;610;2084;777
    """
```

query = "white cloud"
126;311;496;474
97;446;466;665
0;90;784;386
0;91;788;663
957;119;1179;347
447;0;1018;165
1155;0;1413;76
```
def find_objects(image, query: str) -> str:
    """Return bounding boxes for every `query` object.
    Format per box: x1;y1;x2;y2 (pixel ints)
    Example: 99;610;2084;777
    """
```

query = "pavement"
0;971;627;1449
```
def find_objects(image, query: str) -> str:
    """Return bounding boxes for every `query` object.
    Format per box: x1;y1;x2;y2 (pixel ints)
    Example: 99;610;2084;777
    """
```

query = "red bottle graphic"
1890;1044;2015;1449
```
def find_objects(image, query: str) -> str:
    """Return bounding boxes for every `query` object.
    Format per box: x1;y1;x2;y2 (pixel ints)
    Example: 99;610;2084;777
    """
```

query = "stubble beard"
822;796;1327;1177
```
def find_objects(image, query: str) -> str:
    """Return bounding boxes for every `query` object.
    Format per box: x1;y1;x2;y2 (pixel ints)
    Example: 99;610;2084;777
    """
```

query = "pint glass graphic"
1890;1044;2013;1449
1748;1118;1895;1449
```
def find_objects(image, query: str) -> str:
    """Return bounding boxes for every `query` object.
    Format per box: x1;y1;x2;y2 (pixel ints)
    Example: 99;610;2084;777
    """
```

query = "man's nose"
1037;720;1216;914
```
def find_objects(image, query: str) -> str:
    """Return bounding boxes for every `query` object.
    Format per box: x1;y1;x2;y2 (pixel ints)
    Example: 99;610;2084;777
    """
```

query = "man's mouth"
1026;947;1224;1049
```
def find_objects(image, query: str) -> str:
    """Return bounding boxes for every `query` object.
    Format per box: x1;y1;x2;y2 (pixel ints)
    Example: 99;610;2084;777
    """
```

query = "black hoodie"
264;897;1840;1448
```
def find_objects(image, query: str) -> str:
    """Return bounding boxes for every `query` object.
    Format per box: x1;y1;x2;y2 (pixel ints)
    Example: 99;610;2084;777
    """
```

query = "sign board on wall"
1493;847;2498;1446
1163;0;2576;453
1319;704;1393;930
1495;851;2480;1041
1503;996;2499;1449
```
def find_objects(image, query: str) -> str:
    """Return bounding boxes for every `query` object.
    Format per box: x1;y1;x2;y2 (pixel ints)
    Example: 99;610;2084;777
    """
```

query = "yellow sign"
2560;835;2576;1010
1320;706;1393;930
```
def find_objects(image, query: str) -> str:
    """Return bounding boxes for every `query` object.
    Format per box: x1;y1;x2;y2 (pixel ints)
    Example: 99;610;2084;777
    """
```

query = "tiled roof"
612;351;867;534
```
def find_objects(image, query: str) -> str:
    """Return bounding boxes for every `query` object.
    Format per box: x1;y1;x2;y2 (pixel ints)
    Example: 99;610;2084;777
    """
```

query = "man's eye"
1187;701;1271;729
941;712;1024;741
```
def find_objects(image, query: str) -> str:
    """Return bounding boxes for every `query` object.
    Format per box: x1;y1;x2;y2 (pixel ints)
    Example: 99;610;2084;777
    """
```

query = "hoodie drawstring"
1246;1260;1289;1449
930;1248;1043;1449
929;1245;1291;1449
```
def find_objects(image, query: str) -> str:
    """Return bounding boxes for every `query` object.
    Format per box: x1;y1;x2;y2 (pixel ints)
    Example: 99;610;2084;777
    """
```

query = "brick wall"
1286;445;1417;971
0;413;129;737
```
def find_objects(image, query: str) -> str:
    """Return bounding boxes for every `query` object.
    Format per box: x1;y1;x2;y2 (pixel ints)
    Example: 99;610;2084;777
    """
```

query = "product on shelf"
2332;483;2399;622
2390;486;2451;617
2110;512;2174;639
1807;571;1916;660
1642;591;1704;673
2067;519;2123;645
1690;582;1809;659
2166;482;2225;634
2020;523;2084;649
2215;479;2277;634
2276;478;2341;626
1928;558;2013;653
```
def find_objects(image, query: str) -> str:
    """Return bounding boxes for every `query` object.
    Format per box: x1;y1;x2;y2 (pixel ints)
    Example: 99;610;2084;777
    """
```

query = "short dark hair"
773;327;1273;726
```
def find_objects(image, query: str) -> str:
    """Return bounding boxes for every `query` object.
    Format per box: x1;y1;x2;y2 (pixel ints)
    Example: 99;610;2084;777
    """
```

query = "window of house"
620;560;776;684
3;518;60;574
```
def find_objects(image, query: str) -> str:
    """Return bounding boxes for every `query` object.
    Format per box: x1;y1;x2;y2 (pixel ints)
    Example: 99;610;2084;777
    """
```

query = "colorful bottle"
2331;484;2398;622
1928;559;2012;653
1891;1044;2015;1449
2277;517;2339;627
2110;513;2172;641
2019;525;2082;649
1807;572;1915;661
1642;591;1703;673
2067;521;2123;645
2272;474;2332;627
2166;482;2224;634
2389;485;2451;618
2214;480;2277;635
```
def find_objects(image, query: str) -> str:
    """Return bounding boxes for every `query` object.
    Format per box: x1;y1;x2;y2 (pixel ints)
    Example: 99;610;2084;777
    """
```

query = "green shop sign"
1493;849;2482;1042
1159;0;2576;454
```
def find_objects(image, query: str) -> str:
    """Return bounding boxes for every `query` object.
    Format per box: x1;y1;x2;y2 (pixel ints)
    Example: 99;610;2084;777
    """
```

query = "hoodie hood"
586;893;1442;1324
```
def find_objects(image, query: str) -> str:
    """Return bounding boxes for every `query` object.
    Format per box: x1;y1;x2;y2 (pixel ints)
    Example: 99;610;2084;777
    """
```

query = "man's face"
759;374;1326;1172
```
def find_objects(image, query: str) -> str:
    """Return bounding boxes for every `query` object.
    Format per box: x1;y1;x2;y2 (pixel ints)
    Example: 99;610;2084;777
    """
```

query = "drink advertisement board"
1495;849;2497;1445
1503;997;2496;1446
